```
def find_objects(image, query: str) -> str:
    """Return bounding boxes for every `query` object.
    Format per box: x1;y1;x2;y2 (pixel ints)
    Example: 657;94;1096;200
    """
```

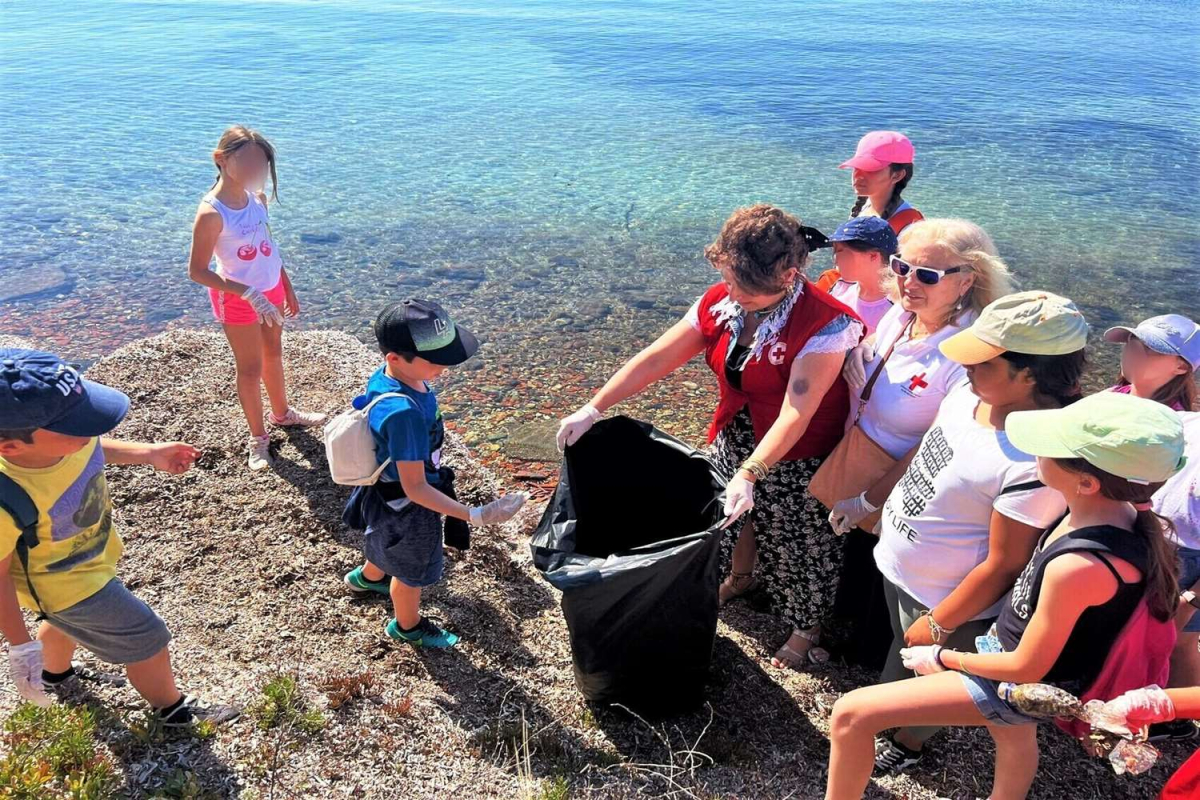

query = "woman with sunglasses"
828;219;1012;668
869;291;1089;776
556;204;864;672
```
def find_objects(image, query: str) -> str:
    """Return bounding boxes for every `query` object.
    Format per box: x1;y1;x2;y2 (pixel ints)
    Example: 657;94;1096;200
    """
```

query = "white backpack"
323;392;404;486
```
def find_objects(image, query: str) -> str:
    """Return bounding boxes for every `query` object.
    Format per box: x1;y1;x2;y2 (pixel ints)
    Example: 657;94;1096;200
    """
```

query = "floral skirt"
710;407;844;631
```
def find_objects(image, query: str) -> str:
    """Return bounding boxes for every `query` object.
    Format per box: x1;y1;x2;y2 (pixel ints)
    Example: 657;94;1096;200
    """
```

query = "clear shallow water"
1;0;1198;404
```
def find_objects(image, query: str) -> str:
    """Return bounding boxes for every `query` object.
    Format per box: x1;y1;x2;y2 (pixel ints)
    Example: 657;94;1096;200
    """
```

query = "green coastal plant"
0;702;121;799
249;674;325;734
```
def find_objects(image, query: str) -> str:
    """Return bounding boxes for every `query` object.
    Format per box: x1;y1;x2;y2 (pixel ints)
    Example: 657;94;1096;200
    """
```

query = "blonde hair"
211;125;278;200
893;217;1013;323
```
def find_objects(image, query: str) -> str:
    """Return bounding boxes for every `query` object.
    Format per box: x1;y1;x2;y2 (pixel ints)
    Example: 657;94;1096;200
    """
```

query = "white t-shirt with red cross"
853;304;973;459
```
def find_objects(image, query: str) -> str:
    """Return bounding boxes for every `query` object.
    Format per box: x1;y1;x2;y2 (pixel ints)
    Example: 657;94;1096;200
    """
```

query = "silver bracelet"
925;611;956;644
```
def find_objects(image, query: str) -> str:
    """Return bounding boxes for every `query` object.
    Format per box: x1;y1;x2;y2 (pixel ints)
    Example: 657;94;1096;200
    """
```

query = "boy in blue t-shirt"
343;300;526;648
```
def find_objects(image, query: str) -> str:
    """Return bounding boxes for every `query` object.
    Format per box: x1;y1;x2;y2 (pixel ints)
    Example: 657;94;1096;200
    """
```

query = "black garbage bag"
530;415;728;716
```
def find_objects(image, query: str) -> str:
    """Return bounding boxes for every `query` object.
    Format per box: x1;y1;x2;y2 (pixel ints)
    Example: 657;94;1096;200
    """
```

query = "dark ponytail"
849;163;914;221
1058;457;1179;622
880;164;914;220
1001;349;1088;408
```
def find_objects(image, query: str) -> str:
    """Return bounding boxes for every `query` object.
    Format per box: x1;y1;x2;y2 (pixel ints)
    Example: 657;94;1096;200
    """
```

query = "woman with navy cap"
824;216;897;335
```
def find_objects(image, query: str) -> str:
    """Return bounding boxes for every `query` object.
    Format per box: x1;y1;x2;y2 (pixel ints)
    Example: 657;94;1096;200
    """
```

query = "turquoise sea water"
2;0;1198;379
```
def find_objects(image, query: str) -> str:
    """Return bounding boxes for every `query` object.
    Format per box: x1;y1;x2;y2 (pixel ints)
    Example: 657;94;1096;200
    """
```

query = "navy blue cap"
0;349;130;436
829;216;899;255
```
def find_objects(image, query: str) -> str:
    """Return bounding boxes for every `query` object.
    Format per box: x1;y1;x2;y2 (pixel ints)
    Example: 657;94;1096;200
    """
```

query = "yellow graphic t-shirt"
0;438;122;613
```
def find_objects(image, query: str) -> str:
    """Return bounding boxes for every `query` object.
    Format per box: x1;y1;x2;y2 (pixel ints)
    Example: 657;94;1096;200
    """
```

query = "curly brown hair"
703;204;810;295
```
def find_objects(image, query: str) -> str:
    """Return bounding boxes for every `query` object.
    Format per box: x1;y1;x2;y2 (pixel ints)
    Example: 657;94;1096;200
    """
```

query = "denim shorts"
1178;546;1200;634
960;673;1039;727
43;578;171;664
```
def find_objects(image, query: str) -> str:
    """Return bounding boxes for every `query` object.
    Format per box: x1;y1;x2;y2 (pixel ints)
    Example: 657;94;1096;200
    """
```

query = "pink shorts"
209;279;285;326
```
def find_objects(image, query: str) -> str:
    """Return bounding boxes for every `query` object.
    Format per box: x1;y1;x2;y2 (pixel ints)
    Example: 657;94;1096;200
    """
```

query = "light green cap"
939;290;1090;365
1006;391;1187;484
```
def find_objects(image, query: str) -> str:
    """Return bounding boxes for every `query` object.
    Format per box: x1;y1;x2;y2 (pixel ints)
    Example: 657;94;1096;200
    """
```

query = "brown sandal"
719;571;759;606
771;627;830;671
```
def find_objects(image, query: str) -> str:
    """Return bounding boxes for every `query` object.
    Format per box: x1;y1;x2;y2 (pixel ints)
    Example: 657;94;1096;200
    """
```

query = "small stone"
299;232;342;245
682;381;699;390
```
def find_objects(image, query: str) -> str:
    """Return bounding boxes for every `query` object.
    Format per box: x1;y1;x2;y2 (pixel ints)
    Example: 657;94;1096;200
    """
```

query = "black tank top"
996;524;1149;690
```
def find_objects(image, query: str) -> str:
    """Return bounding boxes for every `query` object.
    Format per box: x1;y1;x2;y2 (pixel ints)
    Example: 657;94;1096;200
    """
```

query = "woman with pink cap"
815;131;924;294
842;130;923;233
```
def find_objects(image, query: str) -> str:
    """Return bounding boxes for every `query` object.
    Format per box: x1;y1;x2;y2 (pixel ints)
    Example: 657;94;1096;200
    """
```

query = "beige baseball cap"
939;290;1090;365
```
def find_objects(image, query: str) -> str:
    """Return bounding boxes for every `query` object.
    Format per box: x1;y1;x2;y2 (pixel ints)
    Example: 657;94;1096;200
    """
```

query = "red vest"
888;207;923;234
698;281;858;461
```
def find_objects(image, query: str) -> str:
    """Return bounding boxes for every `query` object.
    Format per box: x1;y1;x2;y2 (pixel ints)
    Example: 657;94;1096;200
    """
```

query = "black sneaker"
156;695;241;727
1148;719;1199;743
874;735;923;775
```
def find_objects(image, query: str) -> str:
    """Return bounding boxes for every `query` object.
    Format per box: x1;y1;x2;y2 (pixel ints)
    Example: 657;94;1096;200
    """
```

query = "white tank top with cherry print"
202;190;283;291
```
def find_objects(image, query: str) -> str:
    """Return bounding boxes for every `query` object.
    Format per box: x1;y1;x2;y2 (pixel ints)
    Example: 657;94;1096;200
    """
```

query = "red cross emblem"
908;372;929;392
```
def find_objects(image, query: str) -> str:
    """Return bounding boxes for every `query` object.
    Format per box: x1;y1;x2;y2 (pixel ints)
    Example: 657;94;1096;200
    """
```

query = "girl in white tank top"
185;126;325;471
202;189;282;292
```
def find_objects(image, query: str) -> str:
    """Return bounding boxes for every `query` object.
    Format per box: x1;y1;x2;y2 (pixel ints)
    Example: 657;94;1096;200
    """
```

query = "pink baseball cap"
839;131;915;171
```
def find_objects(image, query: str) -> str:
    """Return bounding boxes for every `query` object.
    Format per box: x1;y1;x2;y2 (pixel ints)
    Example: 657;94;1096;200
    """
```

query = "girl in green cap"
824;391;1185;800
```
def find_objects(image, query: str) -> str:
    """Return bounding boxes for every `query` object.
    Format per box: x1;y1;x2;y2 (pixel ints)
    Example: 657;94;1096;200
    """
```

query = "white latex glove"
828;491;880;535
240;287;284;328
843;342;876;393
556;405;601;451
469;493;528;526
721;474;754;529
8;641;52;707
900;645;946;675
1092;686;1176;736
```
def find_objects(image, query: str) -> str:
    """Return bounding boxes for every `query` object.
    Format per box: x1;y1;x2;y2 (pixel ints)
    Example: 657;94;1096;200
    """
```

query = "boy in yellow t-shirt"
0;348;237;726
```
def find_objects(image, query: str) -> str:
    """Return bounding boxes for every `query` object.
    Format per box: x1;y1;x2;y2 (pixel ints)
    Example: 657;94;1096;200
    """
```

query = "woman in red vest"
557;204;863;669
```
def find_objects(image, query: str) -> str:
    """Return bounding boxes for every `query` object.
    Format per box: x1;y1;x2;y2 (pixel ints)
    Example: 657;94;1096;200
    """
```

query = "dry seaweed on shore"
0;329;1190;799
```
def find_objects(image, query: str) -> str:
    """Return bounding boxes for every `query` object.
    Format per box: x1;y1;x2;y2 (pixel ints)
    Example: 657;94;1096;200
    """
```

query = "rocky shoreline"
0;329;1189;799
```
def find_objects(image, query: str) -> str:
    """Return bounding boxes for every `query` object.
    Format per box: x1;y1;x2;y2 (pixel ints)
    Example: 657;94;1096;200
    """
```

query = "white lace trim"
709;281;805;364
795;317;864;360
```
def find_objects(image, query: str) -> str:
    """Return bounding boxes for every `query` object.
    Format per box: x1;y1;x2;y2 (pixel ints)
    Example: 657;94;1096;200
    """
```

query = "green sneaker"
344;566;391;597
386;617;460;649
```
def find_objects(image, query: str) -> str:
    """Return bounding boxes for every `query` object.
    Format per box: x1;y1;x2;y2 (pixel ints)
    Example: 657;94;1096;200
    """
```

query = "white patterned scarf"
709;280;805;368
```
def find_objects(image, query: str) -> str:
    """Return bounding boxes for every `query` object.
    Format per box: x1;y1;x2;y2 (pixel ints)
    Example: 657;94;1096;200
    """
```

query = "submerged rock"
299;232;343;245
0;265;73;302
501;420;561;463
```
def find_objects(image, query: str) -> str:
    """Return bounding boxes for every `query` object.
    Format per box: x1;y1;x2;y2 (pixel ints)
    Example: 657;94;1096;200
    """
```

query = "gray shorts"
42;578;171;665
